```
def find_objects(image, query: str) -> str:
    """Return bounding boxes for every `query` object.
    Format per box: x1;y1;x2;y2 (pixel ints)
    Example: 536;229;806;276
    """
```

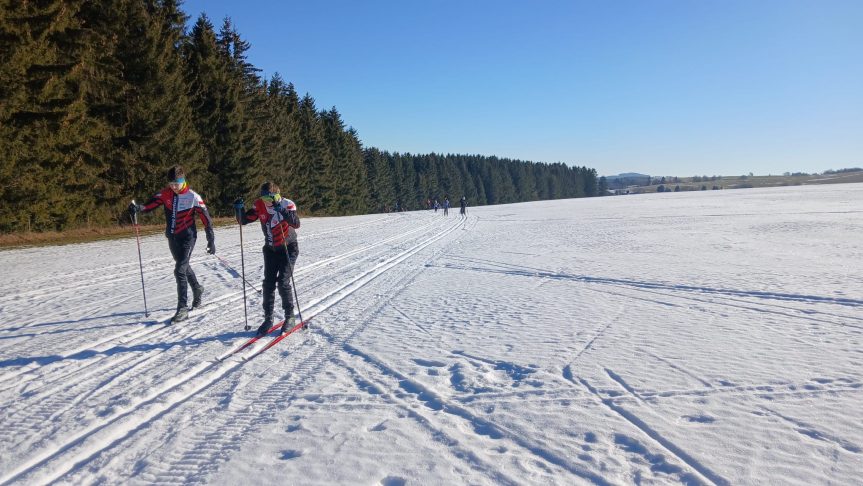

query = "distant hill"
603;172;649;180
602;173;651;190
610;169;863;195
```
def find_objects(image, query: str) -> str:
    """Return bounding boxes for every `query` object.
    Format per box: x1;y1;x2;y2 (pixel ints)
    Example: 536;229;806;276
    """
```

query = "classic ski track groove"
181;211;609;485
565;369;729;486
0;214;391;295
0;217;445;391
0;217;463;485
334;354;523;486
129;222;461;484
0;218;451;451
0;215;397;329
331;343;613;486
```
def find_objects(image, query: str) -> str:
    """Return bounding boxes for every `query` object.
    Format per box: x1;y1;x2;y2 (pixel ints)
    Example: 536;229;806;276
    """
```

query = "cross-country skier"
443;196;450;216
234;182;301;336
459;196;467;217
128;166;215;324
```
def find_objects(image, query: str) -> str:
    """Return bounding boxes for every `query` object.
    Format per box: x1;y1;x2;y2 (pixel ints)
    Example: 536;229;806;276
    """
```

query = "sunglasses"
168;178;186;189
261;192;281;203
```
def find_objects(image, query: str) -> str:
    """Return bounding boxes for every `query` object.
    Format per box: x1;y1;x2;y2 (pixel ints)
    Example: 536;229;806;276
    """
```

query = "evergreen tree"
0;2;603;232
321;107;369;214
0;0;120;231
260;74;302;196
113;0;203;216
185;15;261;215
294;93;332;213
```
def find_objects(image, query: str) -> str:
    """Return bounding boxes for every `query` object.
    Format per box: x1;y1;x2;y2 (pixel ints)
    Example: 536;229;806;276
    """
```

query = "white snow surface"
1;184;862;486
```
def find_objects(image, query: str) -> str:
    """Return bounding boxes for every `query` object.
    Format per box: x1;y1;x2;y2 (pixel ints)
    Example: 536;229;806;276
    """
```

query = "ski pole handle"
131;199;139;225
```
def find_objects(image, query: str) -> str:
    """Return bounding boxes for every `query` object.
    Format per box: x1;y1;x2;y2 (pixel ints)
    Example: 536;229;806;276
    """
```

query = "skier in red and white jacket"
129;166;215;323
234;181;300;336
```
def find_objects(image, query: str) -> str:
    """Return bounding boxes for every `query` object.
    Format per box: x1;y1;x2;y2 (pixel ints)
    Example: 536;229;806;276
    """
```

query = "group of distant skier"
129;166;468;336
129;166;300;337
427;196;468;217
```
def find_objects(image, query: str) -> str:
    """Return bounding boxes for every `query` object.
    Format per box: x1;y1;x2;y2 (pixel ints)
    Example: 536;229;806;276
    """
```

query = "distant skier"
234;182;301;336
443;197;450;216
129;166;215;324
434;199;439;212
459;196;467;217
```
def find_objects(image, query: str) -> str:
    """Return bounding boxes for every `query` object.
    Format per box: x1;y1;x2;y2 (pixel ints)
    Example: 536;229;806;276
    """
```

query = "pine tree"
260;73;302;199
185;15;261;215
321;107;368;214
0;0;122;231
363;148;394;212
111;0;203;218
294;93;332;213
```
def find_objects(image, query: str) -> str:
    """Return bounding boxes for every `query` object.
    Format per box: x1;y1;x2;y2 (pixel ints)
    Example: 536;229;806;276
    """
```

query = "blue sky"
181;0;861;177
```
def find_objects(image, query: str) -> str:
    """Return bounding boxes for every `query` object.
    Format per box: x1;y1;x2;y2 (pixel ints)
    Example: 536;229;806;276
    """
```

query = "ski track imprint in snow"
2;184;863;485
0;214;463;485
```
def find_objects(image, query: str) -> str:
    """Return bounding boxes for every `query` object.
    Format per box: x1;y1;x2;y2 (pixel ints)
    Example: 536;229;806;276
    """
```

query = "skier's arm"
141;191;167;213
195;198;216;248
241;208;258;225
274;199;300;228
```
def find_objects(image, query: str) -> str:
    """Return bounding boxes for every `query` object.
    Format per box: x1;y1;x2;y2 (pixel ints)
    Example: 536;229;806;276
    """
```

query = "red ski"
245;318;309;361
217;319;284;361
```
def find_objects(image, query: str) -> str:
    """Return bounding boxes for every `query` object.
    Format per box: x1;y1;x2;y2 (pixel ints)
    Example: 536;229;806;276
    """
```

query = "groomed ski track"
2;185;862;485
0;213;465;485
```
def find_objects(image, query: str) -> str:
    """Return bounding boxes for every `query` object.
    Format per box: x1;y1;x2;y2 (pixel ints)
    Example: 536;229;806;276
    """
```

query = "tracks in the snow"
0;215;463;485
0;216;443;393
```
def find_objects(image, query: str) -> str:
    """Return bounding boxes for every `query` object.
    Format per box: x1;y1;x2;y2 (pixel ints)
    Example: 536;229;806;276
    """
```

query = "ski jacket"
142;186;215;242
239;198;300;248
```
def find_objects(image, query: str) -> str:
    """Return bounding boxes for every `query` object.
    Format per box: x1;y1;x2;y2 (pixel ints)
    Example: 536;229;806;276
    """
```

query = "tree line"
0;1;597;233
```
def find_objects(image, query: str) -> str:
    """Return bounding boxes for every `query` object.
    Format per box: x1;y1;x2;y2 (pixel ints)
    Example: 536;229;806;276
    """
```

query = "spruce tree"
112;0;203;217
185;15;261;215
294;93;332;213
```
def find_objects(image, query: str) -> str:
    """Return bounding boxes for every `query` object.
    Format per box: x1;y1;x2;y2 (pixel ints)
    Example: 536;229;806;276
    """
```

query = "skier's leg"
259;246;277;334
184;237;203;307
276;248;293;320
169;237;192;322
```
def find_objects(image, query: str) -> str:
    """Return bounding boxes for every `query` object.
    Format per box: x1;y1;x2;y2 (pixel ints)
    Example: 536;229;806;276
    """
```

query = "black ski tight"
262;243;299;317
168;235;200;309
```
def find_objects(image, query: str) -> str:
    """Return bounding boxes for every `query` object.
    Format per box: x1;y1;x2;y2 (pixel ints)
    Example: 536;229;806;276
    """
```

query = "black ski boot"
171;307;189;324
256;315;273;337
191;285;204;309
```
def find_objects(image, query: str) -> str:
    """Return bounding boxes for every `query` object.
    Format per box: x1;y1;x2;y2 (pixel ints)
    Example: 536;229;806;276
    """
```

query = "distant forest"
0;1;597;233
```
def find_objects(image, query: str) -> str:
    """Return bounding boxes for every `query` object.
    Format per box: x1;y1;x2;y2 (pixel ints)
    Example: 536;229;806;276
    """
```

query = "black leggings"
262;242;299;317
168;236;200;309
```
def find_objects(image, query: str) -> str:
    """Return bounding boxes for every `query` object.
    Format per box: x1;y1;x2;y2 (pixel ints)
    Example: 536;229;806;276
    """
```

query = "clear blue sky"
181;0;861;177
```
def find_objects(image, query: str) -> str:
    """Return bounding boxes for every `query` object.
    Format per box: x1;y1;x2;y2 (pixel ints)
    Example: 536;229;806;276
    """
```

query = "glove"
233;198;244;223
128;202;142;214
206;241;216;255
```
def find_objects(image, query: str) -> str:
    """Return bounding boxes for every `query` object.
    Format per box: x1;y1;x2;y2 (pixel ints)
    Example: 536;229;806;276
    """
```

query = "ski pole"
130;200;149;317
238;209;250;331
287;253;305;328
281;222;305;329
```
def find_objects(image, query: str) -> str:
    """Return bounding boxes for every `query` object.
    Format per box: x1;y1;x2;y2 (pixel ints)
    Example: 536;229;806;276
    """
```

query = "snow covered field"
1;183;861;485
